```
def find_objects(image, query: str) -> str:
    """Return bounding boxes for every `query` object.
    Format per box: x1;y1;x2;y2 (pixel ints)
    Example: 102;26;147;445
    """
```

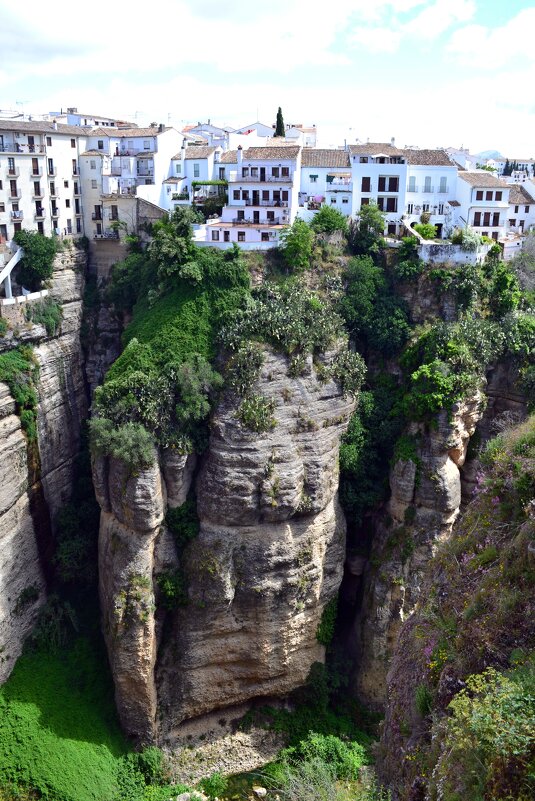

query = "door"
260;167;266;181
224;231;230;242
0;224;7;242
28;135;35;152
253;190;260;205
253;210;260;223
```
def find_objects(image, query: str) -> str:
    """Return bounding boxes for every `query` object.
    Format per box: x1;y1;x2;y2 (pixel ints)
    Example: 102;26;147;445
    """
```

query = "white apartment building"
507;185;535;234
79;125;183;238
455;172;511;240
0;120;88;245
349;143;408;235
203;145;300;247
403;150;458;238
299;149;352;215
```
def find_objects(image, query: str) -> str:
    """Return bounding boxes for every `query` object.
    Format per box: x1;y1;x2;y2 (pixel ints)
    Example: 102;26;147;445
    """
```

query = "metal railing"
407;185;418;192
8;191;22;200
6;168;19;178
10;210;23;220
34;210;46;219
0;144;45;154
422;185;434;193
47;167;57;176
30;169;43;178
232;216;280;225
92;213;103;220
230;172;292;183
243;198;289;207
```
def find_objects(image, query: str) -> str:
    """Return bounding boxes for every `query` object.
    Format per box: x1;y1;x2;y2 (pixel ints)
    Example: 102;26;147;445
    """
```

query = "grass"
0;638;128;801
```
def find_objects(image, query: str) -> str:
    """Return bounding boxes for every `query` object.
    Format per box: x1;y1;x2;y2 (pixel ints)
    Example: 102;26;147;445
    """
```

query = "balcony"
8;191;22;201
73;187;81;196
47;167;57;176
438;186;448;193
10;210;23;221
422;186;434;193
34;209;46;220
30;168;43;178
33;190;45;200
407;185;419;192
6;167;19;178
92;213;103;221
51;208;59;218
72;167;78;176
229;170;292;183
232;216;280;225
327;179;352;189
0;144;45;154
243;198;289;208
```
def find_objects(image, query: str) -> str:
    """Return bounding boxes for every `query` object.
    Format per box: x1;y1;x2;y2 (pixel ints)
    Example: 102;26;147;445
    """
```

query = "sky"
0;0;533;156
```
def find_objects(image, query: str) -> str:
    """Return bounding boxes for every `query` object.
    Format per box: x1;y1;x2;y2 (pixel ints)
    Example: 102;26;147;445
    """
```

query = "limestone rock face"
0;248;88;684
95;348;355;741
354;393;484;707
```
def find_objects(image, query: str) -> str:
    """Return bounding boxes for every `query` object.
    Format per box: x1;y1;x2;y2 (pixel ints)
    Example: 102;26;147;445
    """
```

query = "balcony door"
260;167;266;181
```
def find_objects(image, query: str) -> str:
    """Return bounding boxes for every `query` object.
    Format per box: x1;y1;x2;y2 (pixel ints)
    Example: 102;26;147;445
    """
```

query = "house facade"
507;184;535;234
455;172;511;240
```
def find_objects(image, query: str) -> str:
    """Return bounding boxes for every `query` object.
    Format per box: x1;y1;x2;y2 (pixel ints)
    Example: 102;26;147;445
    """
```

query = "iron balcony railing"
232;216;280;225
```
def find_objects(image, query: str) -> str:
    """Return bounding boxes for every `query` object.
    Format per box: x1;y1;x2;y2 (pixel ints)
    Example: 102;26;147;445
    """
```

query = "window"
282;190;288;201
98;140;104;150
271;167;279;178
388;224;397;235
483;212;491;226
33;182;41;196
233;190;240;200
422;203;430;212
242;168;249;177
262;190;269;201
0;203;4;213
46;136;52;146
193;164;200;177
439;177;447;193
476;190;483;201
495;192;502;201
281;167;289;177
438;203;444;214
76;218;81;233
175;163;182;175
359;156;368;163
74;182;79;194
211;230;220;241
485;191;493;200
378;176;386;192
525;205;530;213
309;175;318;183
361;198;370;206
111;205;118;220
91;180;98;189
386;197;397;212
64;180;69;188
261;232;270;242
377;198;384;211
224;231;230;242
50;182;55;195
388;176;399;192
90;160;96;169
251;167;258;177
492;213;500;226
67;219;72;234
37;222;44;234
361;177;371;192
492;232;499;241
407;203;414;214
379;176;399;192
72;159;78;174
473;212;482;225
267;211;275;221
71;139;76;148
219;167;225;179
424;176;432;192
509;219;516;227
514;205;519;213
237;210;244;220
65;199;70;208
0;181;2;190
143;140;150;150
330;197;337;204
408;176;416;192
237;231;246;242
48;158;54;175
342;198;349;204
242;190;249;200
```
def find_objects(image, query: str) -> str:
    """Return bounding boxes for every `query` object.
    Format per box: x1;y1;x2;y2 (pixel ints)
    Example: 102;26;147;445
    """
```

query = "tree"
347;202;385;257
13;230;57;290
310;205;348;235
279;218;313;271
275;107;285;138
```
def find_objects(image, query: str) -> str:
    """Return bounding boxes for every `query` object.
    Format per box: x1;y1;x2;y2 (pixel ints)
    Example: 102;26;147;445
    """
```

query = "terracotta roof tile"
220;150;238;163
459;172;511;188
0;120;90;135
509;184;535;204
90;126;171;137
242;145;300;160
184;146;217;159
348;142;404;157
402;148;454;166
301;149;350;167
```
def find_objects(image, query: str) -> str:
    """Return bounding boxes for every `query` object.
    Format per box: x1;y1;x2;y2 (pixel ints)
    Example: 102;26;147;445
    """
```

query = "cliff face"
0;248;88;682
354;394;484;707
94;348;355;742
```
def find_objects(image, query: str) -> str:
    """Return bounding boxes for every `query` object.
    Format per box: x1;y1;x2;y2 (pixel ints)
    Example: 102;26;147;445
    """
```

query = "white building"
79;125;183;238
403;149;458;238
455;172;511;240
507;184;535;234
202;145;300;247
0;120;89;244
47;107;134;128
348;143;407;235
299;149;352;215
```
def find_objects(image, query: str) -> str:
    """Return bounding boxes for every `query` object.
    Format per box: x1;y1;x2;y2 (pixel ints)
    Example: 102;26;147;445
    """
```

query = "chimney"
237;145;243;166
214;149;220;163
391;137;396;146
180;142;186;161
53;120;58;130
158;123;164;132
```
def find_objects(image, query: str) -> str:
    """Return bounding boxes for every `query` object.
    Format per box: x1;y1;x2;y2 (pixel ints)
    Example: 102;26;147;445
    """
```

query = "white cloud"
406;0;476;38
447;8;535;68
350;27;402;53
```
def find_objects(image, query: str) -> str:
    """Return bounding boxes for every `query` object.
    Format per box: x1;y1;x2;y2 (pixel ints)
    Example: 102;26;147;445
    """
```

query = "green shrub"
330;349;366;399
347;203;385;256
89;418;156;470
226;342;264;396
199;772;228;800
413;222;437;240
166;495;199;551
288;732;367;779
156;570;188;609
414;683;433;717
316;597;338;646
237;395;276;432
0;317;7;336
279;219;314;272
0;346;39;440
13;230;57;290
24;297;63;336
310;206;348;235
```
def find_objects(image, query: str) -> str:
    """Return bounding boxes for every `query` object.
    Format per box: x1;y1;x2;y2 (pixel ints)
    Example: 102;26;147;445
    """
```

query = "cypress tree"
275;107;285;137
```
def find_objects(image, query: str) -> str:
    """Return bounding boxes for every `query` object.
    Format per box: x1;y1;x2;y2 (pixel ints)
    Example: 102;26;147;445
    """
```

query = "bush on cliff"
13;230;57;290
